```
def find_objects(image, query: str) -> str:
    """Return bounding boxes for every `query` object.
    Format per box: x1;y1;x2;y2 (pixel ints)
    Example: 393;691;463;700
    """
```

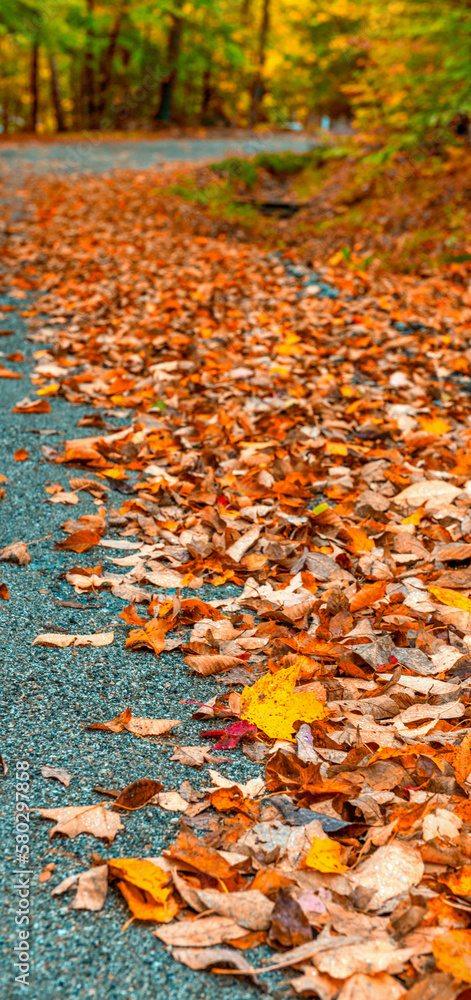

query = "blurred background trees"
0;0;470;148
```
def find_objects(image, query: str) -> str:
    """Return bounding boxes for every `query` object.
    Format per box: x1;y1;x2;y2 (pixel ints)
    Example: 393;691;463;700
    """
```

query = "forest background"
1;0;470;155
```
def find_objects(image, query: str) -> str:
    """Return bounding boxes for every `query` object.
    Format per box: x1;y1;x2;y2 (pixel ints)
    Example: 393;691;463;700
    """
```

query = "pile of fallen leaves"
5;169;471;997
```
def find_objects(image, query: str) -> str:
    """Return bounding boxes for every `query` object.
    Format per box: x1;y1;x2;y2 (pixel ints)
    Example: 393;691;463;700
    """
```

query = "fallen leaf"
240;661;328;741
113;778;162;810
14;448;28;462
306;836;348;873
41;766;72;787
38;804;124;842
154;916;247;947
0;541;31;565
32;631;114;648
55;529;102;552
433;929;471;983
0;583;9;599
70;865;108;911
428;585;471;613
347;843;424;910
108;858;177;922
394;481;462;506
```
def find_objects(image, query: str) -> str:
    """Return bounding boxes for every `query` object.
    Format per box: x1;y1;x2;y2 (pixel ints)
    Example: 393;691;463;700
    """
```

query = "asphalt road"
0;137;305;999
0;133;315;177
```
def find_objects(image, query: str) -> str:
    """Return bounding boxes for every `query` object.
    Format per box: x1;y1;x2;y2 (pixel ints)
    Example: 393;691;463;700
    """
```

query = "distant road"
0;133;317;175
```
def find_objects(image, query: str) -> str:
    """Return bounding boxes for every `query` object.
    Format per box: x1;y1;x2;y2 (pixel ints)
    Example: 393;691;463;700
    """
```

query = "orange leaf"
350;580;386;612
126;617;169;657
12;398;51;413
55;529;102;553
14;448;28;462
453;733;471;787
109;859;178;922
442;865;471;896
433;929;471;982
305;836;347;873
346;526;374;553
0;582;9;600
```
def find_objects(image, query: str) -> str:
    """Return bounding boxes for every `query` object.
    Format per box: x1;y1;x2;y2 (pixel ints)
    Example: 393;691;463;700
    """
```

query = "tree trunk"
83;0;97;128
96;1;125;119
200;68;211;123
49;54;66;132
249;0;270;128
3;93;9;135
30;42;39;132
154;12;183;123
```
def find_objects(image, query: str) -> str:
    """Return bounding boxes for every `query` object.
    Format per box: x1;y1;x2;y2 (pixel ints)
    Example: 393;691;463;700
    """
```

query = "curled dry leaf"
154;916;247;948
185;654;245;676
113;778;162;811
32;631;114;648
38;804;124;842
169;745;227;767
86;707;181;738
0;582;9;599
41;765;72;787
170;946;260;984
0;541;31;565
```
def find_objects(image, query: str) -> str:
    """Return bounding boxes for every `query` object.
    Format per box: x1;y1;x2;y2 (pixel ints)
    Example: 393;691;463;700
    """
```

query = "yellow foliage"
305;836;347;873
428;587;471;613
240;660;328;741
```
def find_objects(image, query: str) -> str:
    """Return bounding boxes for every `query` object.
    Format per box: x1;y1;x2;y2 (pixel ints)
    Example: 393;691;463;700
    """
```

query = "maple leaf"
240;661;328;741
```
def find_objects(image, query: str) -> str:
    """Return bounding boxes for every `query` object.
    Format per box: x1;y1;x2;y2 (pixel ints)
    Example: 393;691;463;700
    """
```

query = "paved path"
0;133;315;176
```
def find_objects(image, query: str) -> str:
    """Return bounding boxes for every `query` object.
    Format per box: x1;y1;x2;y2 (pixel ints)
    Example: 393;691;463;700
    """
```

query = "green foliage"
209;157;259;189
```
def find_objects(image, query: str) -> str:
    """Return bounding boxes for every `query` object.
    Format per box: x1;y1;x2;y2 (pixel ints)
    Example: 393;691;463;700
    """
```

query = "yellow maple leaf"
305;836;347;873
419;416;451;435
240;660;328;741
428;586;471;613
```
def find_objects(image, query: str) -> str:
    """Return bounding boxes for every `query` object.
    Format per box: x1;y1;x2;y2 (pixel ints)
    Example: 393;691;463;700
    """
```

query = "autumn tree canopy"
1;0;471;145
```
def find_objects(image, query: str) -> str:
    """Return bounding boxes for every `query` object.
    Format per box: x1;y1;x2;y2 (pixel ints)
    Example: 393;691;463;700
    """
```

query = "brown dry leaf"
170;946;258;981
393;481;462;506
41;765;72;787
154;916;247;948
125;716;182;737
38;804;124;842
290;966;342;999
335;972;407;999
195;888;274;930
347;843;424;910
70;864;108;911
113;778;162;811
0;541;31;565
170;745;226;767
0;582;9;599
32;631;114;648
12;396;50;413
185;654;244;676
314;939;415;979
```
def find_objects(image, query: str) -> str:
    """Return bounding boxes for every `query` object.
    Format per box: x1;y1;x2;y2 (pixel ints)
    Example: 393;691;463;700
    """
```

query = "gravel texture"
0;298;279;999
